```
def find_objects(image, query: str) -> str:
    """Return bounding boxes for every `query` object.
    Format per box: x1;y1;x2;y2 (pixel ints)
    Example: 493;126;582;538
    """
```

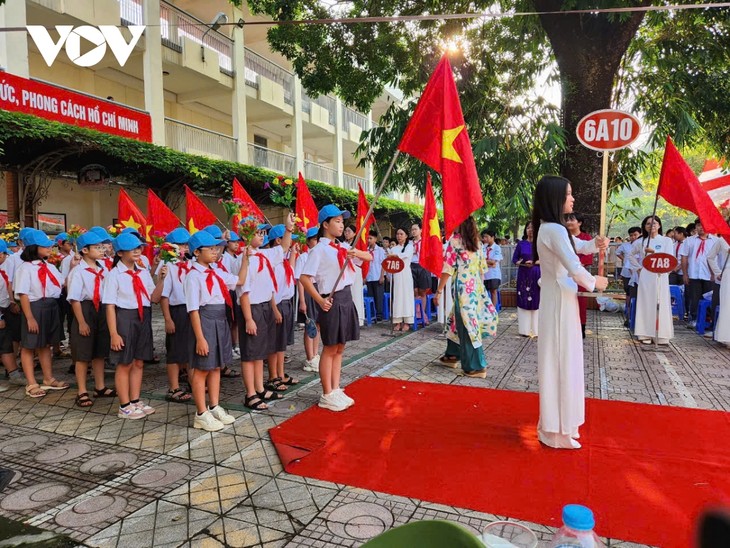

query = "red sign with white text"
382;256;405;274
642;252;678;274
0;71;152;142
576;109;640;151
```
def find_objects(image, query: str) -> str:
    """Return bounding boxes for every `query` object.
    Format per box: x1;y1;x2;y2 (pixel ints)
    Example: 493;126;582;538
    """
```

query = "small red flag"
232;177;266;228
421;173;444;277
184;185;218;235
147;189;180;236
295;172;319;230
397;56;483;237
118;189;147;236
356;183;374;279
657;137;730;235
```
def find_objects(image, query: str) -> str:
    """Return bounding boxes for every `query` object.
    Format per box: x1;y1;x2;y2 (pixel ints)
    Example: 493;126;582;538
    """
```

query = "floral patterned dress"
443;235;499;372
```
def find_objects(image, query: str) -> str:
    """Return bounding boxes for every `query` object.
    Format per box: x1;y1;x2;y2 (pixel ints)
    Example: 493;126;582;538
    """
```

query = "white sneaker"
284;354;292;364
318;392;348;412
209;405;235;425
0;383;9;393
303;359;317;372
193;410;224;431
231;347;241;360
703;331;714;338
118;405;146;420
334;388;354;408
312;354;321;367
134;401;156;415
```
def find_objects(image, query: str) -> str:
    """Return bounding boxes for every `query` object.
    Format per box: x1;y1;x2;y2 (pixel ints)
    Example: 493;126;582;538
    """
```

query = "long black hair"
640;215;663;246
20;245;41;262
531;175;575;261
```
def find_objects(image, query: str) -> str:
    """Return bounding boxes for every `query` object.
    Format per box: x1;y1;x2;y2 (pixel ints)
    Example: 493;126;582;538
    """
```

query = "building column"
334;98;344;188
231;24;248;164
0;0;29;77
364;110;374;193
142;0;165;145
292;77;305;176
5;171;20;223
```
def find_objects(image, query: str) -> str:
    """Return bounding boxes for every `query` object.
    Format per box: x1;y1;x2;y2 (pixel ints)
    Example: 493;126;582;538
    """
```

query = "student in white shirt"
67;231;114;407
300;205;372;412
410;222;432;325
481;229;503;309
15;230;74;398
365;230;387;322
102;233;165;420
680;218;718;326
295;227;321;372
185;230;248;431
0;240;19;388
0;239;23;385
88;226;116;271
120;228;151;271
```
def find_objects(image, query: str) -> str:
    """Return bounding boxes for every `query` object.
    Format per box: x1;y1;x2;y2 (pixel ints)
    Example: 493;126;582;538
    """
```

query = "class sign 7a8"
575;109;641;151
642;253;678;274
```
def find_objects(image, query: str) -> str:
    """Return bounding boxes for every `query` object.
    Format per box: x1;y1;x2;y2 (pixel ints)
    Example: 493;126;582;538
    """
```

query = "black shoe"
581;324;586;339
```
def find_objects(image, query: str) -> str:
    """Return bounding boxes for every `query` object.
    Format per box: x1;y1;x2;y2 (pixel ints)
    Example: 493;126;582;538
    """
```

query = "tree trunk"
534;0;648;233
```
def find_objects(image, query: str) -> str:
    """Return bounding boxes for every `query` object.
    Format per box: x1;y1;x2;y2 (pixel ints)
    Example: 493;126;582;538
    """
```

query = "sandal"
280;374;299;386
41;378;69;391
165;388;192;403
221;366;241;378
244;394;268;411
266;379;288;392
463;369;487;378
438;356;459;369
75;393;94;407
25;384;46;398
178;370;189;383
94;387;117;398
258;389;283;401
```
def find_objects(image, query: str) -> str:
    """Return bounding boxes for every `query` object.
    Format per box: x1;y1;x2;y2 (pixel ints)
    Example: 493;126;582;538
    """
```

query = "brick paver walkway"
0;307;728;547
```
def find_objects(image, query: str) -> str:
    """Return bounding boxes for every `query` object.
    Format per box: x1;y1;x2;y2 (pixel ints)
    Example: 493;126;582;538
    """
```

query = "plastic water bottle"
549;505;606;548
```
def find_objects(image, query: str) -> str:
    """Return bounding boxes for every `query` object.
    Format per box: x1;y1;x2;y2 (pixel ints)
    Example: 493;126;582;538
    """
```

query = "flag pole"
329;150;401;296
598;151;609;277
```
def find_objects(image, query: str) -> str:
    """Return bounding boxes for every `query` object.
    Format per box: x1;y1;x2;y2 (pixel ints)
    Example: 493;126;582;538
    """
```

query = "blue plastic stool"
669;285;684;319
383;292;391;320
696;297;713;335
629;297;637;332
426;294;437;320
495;289;502;312
363;296;377;326
413;299;426;330
363;286;369;298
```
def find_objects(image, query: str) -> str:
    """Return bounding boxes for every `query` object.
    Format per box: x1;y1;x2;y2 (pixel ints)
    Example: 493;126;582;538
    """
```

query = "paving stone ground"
0;306;728;547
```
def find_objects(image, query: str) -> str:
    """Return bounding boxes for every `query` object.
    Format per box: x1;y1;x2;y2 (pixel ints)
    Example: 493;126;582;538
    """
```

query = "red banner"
0;71;152;142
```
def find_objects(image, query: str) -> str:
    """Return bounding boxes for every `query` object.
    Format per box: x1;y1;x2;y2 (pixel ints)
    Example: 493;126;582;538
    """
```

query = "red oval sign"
382;256;405;274
642;252;678;274
576;109;641;151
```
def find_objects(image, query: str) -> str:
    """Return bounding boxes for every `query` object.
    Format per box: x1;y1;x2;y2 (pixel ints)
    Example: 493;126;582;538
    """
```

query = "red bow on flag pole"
397;56;483;237
420;173;444;277
356;183;374;279
295;172;319;230
184;185;219;234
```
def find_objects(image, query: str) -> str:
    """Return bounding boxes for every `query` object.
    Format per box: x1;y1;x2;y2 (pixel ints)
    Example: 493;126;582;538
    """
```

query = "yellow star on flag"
428;215;441;238
442;125;464;163
188;219;198;235
121;216;142;231
145;225;153;243
359;216;368;244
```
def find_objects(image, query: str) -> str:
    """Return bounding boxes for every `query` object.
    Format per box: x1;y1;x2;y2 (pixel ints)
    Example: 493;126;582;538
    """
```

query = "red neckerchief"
124;268;149;321
37;261;60;297
0;269;9;291
215;259;228;273
205;267;233;309
85;266;104;311
486;245;491;260
329;242;355;272
103;257;113;271
675;241;680;256
252;253;278;292
177;260;191;283
696;237;708;259
283;260;295;286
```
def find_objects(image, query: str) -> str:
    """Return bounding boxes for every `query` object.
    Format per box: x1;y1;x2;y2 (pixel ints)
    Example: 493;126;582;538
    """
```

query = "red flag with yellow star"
147;189;180;236
295;172;319;230
232;177;266;228
118;188;147;236
420;173;444;277
184;185;218;234
397;56;483;237
356;183;374;279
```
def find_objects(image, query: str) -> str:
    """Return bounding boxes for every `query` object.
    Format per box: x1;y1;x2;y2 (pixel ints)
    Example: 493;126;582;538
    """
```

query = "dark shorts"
274;298;294;353
1;306;20;343
484;279;501;291
166;304;192;364
21;298;62;349
0;327;13;355
189;304;231;370
317;289;360;347
411;263;431;291
70;300;110;362
110;307;153;365
239;301;275;362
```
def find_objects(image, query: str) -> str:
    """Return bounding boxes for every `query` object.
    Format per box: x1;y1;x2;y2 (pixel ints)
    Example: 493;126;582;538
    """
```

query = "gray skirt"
239;301;275;361
110;307;153;365
166;304;192;364
274;298;293;353
317;289;360;347
70;300;110;362
188;304;231;370
21;298;62;349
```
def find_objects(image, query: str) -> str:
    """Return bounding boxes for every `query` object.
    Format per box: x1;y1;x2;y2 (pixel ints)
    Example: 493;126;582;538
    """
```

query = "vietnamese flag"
232;177;266;228
184;185;218;234
147;189;180;236
118;188;147;236
295;172;319;230
420;173;444;277
356;183;374;279
397;55;483;237
657;137;730;236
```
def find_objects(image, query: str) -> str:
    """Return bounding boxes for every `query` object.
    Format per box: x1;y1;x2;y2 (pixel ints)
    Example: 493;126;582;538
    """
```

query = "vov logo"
27;25;145;68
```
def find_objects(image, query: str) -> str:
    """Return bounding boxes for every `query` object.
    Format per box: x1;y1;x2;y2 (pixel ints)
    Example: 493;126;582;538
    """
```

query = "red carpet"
270;377;730;548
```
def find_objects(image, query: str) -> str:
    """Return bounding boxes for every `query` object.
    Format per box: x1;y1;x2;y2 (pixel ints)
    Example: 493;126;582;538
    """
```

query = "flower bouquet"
291;214;308;242
67;224;87;241
0;222;20;245
266;175;296;209
219;197;246;225
107;224;123;237
158;242;179;263
47;250;63;268
238;215;262;245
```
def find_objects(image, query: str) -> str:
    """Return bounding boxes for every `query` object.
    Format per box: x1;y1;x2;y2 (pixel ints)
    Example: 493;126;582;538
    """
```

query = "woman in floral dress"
434;217;498;377
512;222;540;337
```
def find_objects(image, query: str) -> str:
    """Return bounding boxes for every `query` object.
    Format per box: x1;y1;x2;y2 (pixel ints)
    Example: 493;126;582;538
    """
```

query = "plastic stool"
363;286;369;298
363;296;377;326
496;289;502;312
383;292;391;320
714;305;720;339
669;285;684;319
696;297;713;335
629;297;636;332
413;299;426;330
426;294;437;320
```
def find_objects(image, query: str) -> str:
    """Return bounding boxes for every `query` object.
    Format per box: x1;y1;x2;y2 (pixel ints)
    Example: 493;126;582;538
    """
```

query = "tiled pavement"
0;307;728;547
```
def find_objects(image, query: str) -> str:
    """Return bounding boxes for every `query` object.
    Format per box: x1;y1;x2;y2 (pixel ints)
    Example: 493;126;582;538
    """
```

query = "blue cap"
228;232;240;242
562;505;595;531
203;225;223;239
19;227;34;244
55;232;70;244
0;240;8;254
257;222;271;231
121;227;144;242
25;230;55;248
306;227;319;239
189;230;223;252
165;227;191;245
268;224;286;241
76;231;104;250
318;204;351;224
89;226;113;243
113;232;146;252
5;241;17;248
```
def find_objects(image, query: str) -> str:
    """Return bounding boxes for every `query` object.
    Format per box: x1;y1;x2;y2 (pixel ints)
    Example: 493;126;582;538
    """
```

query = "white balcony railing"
302;92;336;126
342;106;368;132
244;49;294;106
119;0;142;26
343;173;363;192
304;160;337;186
165;118;237;161
248;144;295;175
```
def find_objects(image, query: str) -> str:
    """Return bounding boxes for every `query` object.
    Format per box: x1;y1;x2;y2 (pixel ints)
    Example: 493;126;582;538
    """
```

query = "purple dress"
512;240;540;310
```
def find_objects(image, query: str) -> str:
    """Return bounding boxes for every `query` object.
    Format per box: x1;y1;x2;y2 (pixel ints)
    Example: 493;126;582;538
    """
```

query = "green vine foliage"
0;110;427;227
